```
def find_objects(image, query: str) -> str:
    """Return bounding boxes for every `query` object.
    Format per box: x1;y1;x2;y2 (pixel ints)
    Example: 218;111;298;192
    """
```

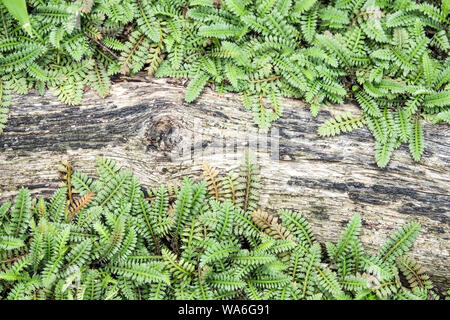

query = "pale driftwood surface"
0;77;449;289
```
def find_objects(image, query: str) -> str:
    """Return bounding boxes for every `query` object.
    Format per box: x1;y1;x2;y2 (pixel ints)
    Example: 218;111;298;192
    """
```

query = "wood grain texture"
0;76;449;289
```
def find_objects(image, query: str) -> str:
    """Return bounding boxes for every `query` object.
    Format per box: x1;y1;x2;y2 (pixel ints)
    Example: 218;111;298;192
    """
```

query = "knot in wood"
145;116;182;152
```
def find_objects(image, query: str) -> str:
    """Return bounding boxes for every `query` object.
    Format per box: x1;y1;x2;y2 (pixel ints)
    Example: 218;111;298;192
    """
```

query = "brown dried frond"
166;205;175;218
80;0;94;13
397;255;433;290
251;209;293;240
67;192;94;222
146;44;163;76
59;159;74;206
202;162;222;200
198;265;213;282
36;198;46;217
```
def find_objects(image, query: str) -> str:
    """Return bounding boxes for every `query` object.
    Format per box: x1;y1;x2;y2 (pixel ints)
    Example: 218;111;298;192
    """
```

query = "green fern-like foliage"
318;112;365;137
0;0;448;165
0;155;441;300
0;46;13;131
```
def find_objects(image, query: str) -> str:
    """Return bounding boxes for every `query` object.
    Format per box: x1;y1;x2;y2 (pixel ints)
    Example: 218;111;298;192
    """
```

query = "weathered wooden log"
0;76;449;290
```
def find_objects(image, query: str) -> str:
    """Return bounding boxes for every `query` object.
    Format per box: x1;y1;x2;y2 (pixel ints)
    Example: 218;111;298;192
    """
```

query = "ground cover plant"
0;154;443;300
0;0;449;167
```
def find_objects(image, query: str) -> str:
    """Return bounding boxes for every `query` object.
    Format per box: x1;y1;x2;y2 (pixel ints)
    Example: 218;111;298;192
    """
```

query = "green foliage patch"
0;0;449;167
0;154;441;300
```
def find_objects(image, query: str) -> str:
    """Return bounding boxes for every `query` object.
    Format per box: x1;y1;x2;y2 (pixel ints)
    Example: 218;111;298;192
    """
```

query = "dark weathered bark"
0;76;449;289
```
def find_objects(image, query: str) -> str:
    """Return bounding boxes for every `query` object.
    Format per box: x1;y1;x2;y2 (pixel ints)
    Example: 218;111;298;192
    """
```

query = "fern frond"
396;256;433;290
235;150;260;212
377;221;421;263
408;117;424;162
318;112;365;137
374;138;395;168
279;210;315;247
331;214;361;262
185;72;209;103
107;261;170;285
252;209;293;240
8;188;31;238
